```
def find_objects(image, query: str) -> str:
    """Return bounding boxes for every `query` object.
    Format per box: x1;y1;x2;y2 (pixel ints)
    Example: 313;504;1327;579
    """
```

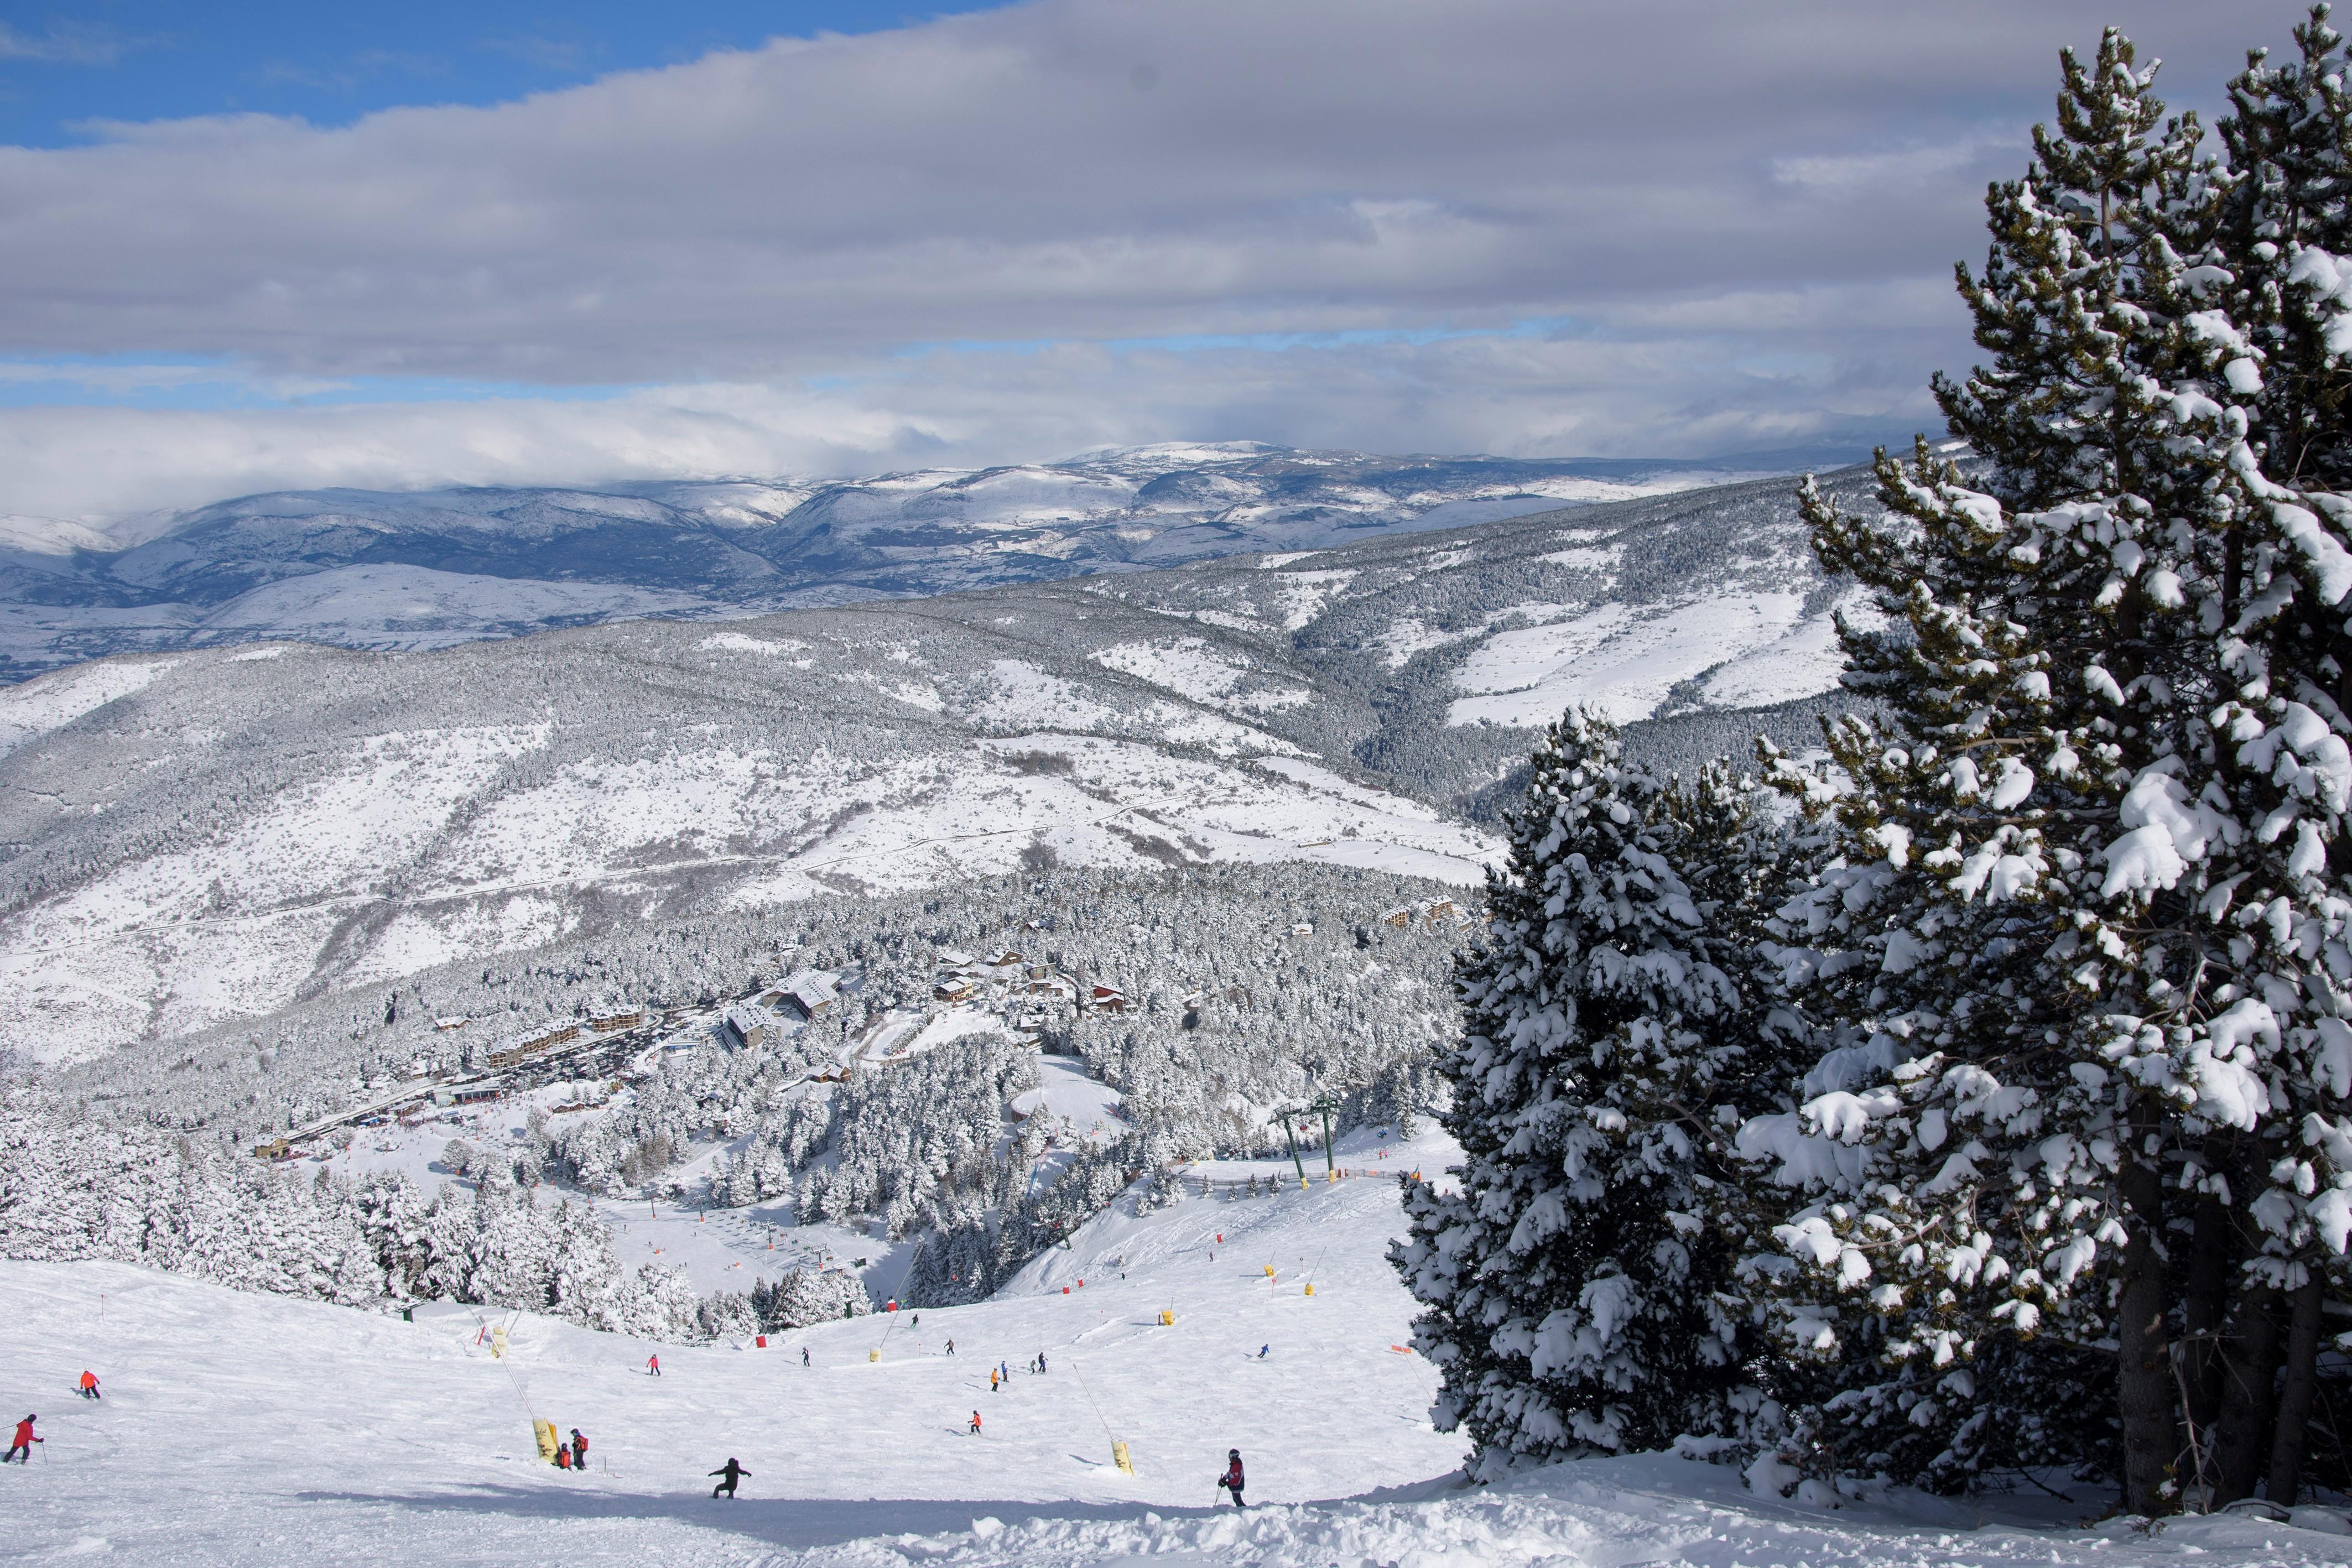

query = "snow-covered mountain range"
0;462;1871;1065
0;444;1804;681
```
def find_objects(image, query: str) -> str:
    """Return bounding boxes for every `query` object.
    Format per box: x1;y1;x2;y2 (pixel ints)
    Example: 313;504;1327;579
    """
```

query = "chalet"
719;1005;779;1051
938;947;976;967
434;1016;469;1031
1091;985;1129;1014
780;970;841;1018
934;976;978;1003
1290;922;1313;936
1026;973;1078;1002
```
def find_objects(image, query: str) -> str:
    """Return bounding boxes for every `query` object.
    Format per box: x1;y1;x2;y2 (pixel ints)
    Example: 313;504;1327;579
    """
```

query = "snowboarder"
968;1410;982;1436
76;1371;99;1400
7;1416;38;1463
801;1347;810;1367
1257;1345;1268;1359
570;1429;587;1470
647;1354;661;1377
709;1457;750;1498
1219;1449;1246;1508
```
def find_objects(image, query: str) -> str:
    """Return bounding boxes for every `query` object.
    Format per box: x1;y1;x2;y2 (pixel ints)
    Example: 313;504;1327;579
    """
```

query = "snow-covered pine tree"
1753;28;2352;1511
2183;8;2352;1504
1392;712;1762;1470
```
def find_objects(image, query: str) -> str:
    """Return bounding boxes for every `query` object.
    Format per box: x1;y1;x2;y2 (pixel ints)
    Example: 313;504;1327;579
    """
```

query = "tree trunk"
2178;1184;2233;1502
2265;1270;2325;1506
2212;1272;2285;1502
2115;1118;2178;1517
2182;1185;2231;1434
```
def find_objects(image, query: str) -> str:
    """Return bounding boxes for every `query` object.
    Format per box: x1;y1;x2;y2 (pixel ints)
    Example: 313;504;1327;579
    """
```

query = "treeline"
0;1097;863;1341
1398;21;2352;1516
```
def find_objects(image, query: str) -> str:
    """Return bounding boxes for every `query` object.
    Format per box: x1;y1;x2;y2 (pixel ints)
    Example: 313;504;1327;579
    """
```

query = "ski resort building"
779;970;841;1018
718;1004;779;1050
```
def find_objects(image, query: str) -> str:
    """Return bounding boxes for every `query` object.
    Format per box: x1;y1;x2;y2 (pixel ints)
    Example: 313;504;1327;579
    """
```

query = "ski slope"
7;1137;2351;1567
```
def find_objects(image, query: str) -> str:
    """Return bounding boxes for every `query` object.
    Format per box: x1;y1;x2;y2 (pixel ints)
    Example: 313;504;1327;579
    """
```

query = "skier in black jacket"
710;1457;750;1498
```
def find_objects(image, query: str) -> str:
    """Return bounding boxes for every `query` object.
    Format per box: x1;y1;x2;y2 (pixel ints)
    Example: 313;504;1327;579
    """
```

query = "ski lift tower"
1307;1092;1341;1180
1277;1102;1308;1186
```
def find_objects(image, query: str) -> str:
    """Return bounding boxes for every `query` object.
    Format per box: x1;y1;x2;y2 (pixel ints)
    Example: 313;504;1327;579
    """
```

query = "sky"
0;0;2319;525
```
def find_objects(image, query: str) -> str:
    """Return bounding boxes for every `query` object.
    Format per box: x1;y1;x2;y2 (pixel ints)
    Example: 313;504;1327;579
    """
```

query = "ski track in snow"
7;1124;2345;1566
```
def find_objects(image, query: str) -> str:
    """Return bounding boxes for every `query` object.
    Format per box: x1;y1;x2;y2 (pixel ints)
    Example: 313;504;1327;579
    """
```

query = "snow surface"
9;1124;2346;1566
1447;591;1837;727
0;709;1497;1062
192;565;719;651
0;654;179;759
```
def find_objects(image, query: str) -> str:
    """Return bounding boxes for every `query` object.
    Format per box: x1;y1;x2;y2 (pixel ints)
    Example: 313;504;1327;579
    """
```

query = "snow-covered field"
9;1126;2346;1567
1447;590;1841;727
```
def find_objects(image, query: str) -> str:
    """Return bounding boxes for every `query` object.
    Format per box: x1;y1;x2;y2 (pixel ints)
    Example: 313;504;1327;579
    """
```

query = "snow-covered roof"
782;969;840;1008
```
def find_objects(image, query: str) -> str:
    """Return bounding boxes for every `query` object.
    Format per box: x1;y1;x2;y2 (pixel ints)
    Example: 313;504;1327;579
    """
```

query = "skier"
77;1371;100;1401
945;1338;955;1356
555;1443;572;1470
1038;1351;1047;1374
647;1353;662;1377
968;1410;982;1436
709;1457;750;1498
1219;1449;1247;1508
7;1415;38;1463
910;1314;919;1329
990;1367;999;1393
1257;1345;1268;1359
801;1347;810;1368
999;1359;1010;1384
570;1429;588;1471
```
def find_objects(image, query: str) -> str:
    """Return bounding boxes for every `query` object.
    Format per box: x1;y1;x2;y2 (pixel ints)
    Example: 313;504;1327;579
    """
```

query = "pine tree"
1392;712;1763;1470
1758;27;2351;1511
2186;7;2352;1504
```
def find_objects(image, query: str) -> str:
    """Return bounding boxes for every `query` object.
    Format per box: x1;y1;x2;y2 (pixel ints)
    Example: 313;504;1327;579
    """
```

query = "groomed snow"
9;1127;2344;1567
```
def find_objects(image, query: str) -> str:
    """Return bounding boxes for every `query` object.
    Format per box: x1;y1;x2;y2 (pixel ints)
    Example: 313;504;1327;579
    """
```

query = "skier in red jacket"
6;1415;38;1463
1219;1449;1246;1508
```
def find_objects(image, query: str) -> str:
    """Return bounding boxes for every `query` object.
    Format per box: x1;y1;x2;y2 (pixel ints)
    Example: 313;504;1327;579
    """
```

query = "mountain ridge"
0;461;1874;1065
0;444;1827;682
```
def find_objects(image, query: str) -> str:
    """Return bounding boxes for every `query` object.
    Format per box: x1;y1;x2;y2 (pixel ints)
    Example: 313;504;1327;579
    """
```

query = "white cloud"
0;0;2291;518
0;22;142;66
0;326;1947;523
